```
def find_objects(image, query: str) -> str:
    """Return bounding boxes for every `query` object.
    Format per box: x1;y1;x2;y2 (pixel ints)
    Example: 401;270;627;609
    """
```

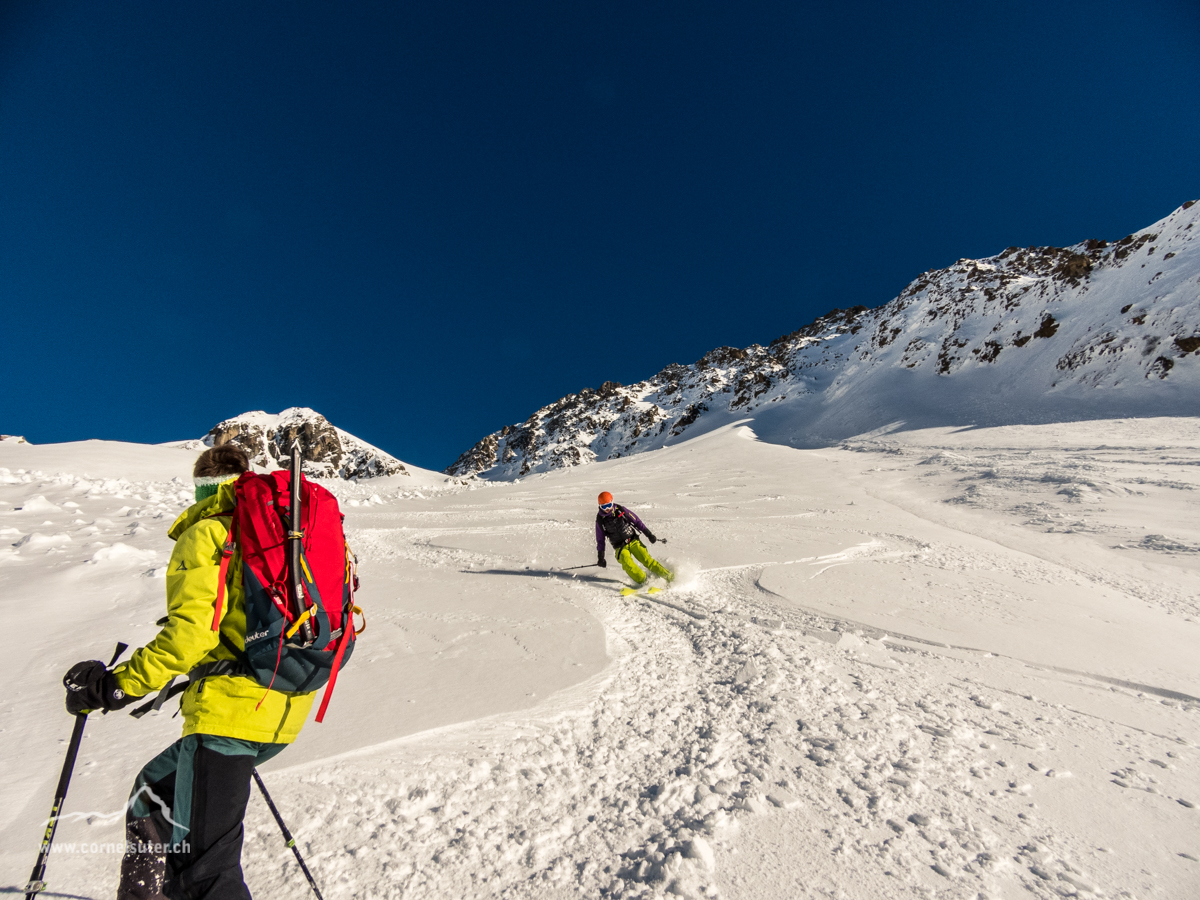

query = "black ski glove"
645;532;657;544
63;660;133;716
597;557;607;568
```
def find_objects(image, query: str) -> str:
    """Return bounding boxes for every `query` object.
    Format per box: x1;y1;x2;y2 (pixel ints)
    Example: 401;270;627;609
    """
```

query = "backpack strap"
210;518;237;632
314;604;361;723
315;546;362;723
216;629;252;669
128;655;249;719
131;512;244;718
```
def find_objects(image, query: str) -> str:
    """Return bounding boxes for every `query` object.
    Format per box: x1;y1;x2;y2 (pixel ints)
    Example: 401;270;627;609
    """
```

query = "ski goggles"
599;502;616;512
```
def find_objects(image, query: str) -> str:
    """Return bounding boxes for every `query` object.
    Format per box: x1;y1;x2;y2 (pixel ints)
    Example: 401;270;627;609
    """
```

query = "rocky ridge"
205;408;408;480
449;201;1200;479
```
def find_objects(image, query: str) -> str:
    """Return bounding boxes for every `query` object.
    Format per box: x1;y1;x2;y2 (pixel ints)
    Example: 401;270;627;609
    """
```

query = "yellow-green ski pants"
617;540;673;584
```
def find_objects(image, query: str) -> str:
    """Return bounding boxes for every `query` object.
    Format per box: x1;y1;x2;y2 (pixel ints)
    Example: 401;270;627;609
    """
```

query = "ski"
619;585;666;596
617;584;708;619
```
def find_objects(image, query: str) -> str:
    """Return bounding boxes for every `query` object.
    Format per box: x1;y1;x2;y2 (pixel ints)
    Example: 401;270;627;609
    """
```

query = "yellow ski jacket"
112;480;315;743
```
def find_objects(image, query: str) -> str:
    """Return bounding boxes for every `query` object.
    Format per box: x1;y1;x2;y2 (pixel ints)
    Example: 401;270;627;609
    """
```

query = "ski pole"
558;563;597;572
25;641;128;900
253;769;325;900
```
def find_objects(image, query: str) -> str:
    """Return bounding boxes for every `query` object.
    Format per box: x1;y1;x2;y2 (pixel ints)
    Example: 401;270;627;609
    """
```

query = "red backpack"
210;470;361;723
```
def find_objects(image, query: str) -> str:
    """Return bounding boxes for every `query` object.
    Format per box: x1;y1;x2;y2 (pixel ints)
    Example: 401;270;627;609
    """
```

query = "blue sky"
2;1;1197;470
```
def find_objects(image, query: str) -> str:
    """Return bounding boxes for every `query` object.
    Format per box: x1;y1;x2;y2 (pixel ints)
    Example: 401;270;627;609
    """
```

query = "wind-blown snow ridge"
449;201;1200;479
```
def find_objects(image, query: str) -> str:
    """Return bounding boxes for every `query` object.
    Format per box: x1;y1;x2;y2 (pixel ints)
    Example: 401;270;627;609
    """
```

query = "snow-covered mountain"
204;408;408;480
449;201;1200;479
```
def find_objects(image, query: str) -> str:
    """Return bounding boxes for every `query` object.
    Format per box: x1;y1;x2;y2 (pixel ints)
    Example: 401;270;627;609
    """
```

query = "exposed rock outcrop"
206;408;407;480
448;201;1200;479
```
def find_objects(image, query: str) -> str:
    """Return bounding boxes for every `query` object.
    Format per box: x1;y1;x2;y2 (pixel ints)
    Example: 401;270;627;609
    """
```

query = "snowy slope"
449;201;1200;479
203;407;409;480
2;421;1198;899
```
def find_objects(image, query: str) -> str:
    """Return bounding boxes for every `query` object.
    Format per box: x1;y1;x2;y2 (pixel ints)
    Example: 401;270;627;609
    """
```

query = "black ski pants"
119;734;286;900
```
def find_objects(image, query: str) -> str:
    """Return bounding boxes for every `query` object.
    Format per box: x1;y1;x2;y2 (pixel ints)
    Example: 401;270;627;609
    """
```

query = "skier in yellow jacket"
62;445;315;900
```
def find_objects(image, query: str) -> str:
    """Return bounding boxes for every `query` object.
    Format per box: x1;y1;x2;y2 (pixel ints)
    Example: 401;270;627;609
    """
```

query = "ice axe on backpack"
25;641;127;899
287;442;316;647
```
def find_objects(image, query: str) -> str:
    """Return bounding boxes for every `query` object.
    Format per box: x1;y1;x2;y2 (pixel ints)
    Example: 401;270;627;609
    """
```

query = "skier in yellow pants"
594;491;673;585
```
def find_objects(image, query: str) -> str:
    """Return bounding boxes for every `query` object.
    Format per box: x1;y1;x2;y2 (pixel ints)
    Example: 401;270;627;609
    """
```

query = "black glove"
63;660;134;716
645;532;657;544
597;557;607;568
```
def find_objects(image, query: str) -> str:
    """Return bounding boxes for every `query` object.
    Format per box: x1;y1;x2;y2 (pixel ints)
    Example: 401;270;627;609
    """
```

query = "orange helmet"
597;491;613;505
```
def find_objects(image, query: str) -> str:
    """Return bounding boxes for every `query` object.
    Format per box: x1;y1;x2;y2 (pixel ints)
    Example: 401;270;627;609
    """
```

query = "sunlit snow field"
1;420;1197;899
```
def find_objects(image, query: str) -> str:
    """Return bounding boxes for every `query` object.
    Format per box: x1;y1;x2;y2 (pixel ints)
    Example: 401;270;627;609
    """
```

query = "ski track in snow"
245;525;1197;899
842;435;1200;621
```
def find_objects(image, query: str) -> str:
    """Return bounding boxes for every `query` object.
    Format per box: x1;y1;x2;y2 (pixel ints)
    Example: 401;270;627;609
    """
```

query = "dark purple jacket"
596;504;651;557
